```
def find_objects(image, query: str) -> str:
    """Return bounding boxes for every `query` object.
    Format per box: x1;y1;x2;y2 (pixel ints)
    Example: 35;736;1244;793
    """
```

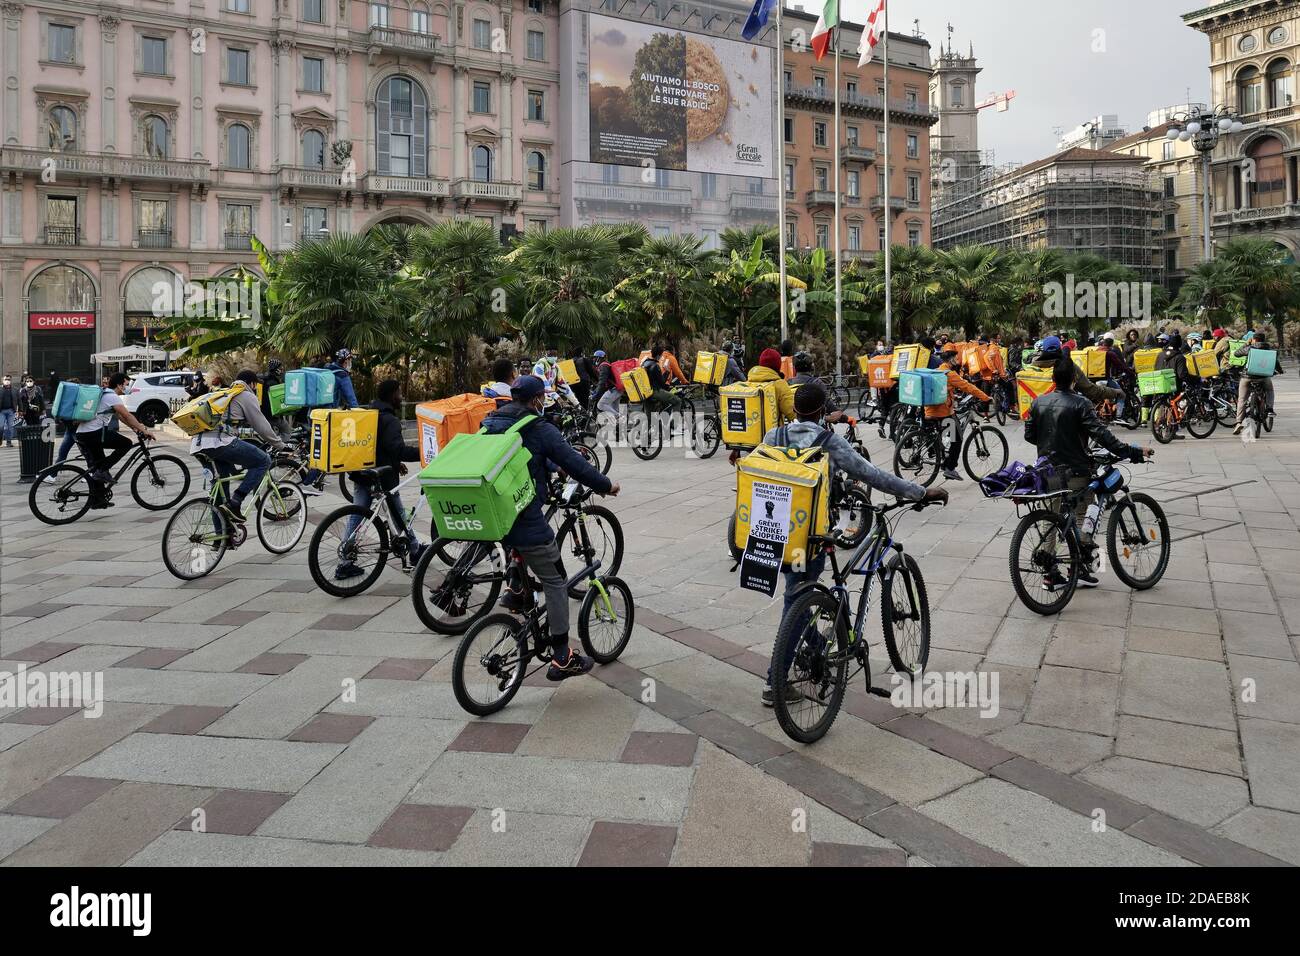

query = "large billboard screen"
585;13;774;178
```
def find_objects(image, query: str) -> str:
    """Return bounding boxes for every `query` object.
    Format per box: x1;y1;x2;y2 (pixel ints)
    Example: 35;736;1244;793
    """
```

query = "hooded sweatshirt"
745;365;796;425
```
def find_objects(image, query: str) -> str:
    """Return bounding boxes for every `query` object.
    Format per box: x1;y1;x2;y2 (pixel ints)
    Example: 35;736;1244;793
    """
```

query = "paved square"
2;374;1298;865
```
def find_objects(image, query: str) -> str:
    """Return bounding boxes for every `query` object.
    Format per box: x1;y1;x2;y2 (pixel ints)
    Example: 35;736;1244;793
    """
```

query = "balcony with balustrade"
728;190;779;216
367;26;439;63
137;228;173;249
574;180;692;209
43;225;80;246
0;147;210;191
870;195;908;214
275;165;355;197
359;172;452;209
452;178;524;208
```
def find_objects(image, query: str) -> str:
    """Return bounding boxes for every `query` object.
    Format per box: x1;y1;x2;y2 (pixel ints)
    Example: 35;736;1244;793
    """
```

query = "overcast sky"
818;0;1213;166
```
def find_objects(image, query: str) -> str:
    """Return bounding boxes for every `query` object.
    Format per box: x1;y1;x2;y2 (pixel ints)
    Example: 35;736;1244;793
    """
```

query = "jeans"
55;425;79;463
767;551;828;685
0;408;14;442
201;439;270;507
346;482;417;556
516;540;569;645
1104;379;1127;419
941;416;964;470
596;388;621;422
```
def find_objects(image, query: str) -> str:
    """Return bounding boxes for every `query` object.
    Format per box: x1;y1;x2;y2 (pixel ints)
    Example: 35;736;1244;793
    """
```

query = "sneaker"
499;588;529;613
1042;571;1065;593
301;483;324;497
1171;433;1186;440
1233;422;1244;435
42;474;57;484
941;468;963;481
334;562;364;580
1077;568;1100;588
547;648;594;681
88;499;114;511
219;502;246;525
761;683;805;708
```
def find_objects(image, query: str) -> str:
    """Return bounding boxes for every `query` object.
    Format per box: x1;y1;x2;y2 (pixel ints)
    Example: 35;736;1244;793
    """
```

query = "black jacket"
1032;351;1121;404
370;399;418;491
1025;389;1141;477
480;401;612;546
642;357;668;392
260;370;282;419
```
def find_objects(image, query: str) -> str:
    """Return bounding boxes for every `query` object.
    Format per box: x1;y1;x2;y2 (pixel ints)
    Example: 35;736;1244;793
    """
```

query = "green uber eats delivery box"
419;415;537;541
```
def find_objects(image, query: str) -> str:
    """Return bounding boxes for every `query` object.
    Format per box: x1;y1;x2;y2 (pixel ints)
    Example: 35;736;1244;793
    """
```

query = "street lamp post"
1166;106;1245;264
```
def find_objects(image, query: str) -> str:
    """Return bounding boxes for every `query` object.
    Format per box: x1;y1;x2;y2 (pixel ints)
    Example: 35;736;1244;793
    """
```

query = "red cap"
758;348;782;373
1212;328;1227;339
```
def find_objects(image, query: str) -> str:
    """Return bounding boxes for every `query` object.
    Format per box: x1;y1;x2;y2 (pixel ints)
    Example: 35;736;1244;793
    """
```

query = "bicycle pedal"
867;686;892;698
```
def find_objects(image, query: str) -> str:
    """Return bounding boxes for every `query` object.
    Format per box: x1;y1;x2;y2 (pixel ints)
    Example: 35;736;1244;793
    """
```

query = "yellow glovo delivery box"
734;439;832;569
719;381;778;450
693;351;727;386
308;408;379;474
620;365;653;403
1186;350;1219;378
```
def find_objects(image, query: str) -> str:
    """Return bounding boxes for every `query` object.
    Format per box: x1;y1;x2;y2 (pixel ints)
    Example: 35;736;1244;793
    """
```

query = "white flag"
857;0;887;66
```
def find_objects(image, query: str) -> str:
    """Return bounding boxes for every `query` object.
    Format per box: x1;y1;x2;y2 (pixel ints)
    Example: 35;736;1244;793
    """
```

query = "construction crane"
976;90;1017;113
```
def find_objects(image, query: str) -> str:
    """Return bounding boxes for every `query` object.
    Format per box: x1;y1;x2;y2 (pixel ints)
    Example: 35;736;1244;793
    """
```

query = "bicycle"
626;387;720;461
30;432;191;525
892;398;1009;487
1095;379;1140;431
769;496;944;743
450;553;634;716
552;404;613;475
306;466;430;597
1239;378;1275;437
161;453;309;580
409;478;624;634
1151;387;1217;442
253;425;356;501
1007;452;1168;616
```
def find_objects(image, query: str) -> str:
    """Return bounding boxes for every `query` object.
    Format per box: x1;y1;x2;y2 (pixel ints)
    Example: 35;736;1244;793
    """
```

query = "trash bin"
17;424;52;483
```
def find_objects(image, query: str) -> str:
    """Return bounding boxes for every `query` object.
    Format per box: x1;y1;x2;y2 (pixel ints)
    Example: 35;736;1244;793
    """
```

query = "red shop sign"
29;312;96;331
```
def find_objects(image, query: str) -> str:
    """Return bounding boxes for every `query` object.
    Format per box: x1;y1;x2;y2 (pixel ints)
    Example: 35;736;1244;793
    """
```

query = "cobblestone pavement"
2;374;1298;866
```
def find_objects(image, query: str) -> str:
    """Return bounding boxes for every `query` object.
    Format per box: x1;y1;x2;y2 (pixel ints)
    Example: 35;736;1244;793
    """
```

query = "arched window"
1267;59;1292;109
124;266;183;325
227;123;251;169
375;75;428;177
47;106;77;151
1238;66;1263;114
303;129;325;169
29;264;95;311
412;2;430;33
1249;135;1287;207
143;115;168;159
527;150;545;190
950;82;964;108
472;144;493;182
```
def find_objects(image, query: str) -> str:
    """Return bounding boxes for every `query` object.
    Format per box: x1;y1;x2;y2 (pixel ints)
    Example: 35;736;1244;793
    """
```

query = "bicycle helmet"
792;351;814;374
1187;332;1203;346
334;348;352;362
267;359;284;375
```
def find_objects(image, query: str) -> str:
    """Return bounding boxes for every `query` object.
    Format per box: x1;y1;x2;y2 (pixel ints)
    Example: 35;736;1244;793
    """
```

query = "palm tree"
270;232;400;360
1057;253;1141;341
161;237;281;359
863;244;942;342
1177;257;1243;330
507;226;620;348
1006;248;1070;339
721;225;779;259
1218;237;1293;337
754;248;873;364
937;245;1009;339
711;236;783;355
407;220;511;393
607;233;717;353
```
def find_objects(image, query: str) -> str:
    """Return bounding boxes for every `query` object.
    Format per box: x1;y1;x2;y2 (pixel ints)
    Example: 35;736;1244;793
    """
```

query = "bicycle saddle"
352;466;394;483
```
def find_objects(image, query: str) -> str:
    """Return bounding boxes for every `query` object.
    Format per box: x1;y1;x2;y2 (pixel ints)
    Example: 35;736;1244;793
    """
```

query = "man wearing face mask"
0;375;18;446
531;347;577;409
18;376;45;427
479;376;619;681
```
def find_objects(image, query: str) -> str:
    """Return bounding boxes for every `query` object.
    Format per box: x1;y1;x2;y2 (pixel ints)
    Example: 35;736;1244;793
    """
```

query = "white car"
124;369;199;426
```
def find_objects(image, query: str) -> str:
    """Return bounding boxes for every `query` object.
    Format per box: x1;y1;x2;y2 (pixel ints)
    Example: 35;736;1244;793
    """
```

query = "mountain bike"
30;432;191;525
306;466;430;597
1007;452;1167;616
254;426;355;500
1151;387;1217;442
161;455;309;580
769;497;945;744
1240;378;1275;437
892;398;1008;487
553;404;613;475
1204;372;1240;427
626;388;720;461
450;554;634;716
409;479;623;634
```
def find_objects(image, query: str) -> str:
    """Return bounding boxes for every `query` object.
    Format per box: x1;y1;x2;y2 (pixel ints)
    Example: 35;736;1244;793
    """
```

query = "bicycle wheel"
130;453;191;511
578;576;634;664
993;384;1009;426
570;440;601;473
827;384;851;411
1150;398;1176;444
832;487;872;549
1106;492;1170;591
629;407;662;460
338;473;353;502
856;393;878;423
1214;392;1237;427
451;613;529;716
557;504;624;598
881;552;931;676
308;504;389;597
693;415;721;460
725;513;744;564
1185;396;1218;439
162;498;228;580
893;428;940;487
578;431;613;474
270;455;303;485
28;464;93;525
962;426;1009;483
1008;509;1080;616
411;538;505;635
256;482;308;554
770;589;848;744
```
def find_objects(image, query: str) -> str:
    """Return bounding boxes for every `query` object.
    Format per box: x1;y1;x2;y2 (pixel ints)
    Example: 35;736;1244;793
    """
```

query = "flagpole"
833;26;842;383
882;2;892;345
776;3;788;341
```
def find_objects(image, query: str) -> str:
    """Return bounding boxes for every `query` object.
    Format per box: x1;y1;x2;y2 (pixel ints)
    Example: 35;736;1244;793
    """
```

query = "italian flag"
810;0;838;61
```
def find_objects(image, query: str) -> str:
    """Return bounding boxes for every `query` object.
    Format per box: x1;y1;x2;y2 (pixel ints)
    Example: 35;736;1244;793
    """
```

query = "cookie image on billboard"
684;38;729;143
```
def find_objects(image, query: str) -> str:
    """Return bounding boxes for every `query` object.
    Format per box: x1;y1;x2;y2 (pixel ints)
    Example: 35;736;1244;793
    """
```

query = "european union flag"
742;0;777;41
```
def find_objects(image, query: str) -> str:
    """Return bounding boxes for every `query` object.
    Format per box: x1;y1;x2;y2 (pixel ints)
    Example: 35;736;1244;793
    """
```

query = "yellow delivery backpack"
308;408;379;474
621;364;654;403
719;380;779;450
734;428;832;568
170;381;249;436
693;351;728;386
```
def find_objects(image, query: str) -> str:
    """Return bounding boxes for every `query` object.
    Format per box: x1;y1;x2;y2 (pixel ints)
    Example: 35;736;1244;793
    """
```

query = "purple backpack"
980;456;1058;499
